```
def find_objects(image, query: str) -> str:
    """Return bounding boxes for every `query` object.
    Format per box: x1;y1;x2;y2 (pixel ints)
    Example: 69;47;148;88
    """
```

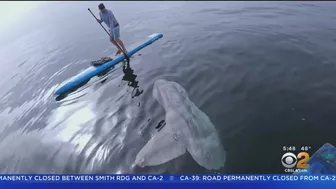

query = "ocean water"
0;1;336;174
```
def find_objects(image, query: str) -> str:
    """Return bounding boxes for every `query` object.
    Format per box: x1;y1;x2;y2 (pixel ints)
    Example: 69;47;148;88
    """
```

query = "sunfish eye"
173;134;178;141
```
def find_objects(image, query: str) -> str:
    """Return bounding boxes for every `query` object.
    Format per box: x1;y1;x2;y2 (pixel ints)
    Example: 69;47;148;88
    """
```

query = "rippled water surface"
1;1;336;173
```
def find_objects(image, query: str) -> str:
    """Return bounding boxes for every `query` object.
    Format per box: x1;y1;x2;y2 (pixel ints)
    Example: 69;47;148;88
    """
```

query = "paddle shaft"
88;8;129;61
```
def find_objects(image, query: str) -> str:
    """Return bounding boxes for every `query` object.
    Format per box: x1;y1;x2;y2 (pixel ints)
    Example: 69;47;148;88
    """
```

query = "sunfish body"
135;79;226;170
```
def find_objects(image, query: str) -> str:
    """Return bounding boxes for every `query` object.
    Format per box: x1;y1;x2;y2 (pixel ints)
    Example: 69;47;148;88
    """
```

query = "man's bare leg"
115;38;128;54
110;38;129;61
110;39;123;56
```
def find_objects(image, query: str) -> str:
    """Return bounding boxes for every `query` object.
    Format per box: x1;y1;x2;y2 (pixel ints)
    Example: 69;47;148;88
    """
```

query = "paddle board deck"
55;33;163;96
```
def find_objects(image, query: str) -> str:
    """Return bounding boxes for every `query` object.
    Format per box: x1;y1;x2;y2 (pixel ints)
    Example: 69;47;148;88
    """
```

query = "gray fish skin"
135;79;226;170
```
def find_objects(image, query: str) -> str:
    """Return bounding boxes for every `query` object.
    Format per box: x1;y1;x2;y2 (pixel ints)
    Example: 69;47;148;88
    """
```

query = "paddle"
88;8;129;62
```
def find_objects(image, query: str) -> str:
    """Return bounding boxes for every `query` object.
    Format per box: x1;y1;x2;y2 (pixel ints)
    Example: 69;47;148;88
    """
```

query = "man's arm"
97;12;103;24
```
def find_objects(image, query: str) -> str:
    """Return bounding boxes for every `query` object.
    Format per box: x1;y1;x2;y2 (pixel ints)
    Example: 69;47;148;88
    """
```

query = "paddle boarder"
96;3;128;56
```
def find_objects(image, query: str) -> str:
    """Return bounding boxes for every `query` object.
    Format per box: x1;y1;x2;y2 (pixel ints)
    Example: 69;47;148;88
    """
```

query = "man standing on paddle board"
96;3;128;56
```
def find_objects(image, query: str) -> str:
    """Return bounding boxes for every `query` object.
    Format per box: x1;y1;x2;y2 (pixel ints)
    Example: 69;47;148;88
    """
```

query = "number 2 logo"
281;152;310;169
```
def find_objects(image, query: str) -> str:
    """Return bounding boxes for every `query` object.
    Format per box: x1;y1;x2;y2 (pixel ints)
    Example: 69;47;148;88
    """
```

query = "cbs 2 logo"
281;152;310;169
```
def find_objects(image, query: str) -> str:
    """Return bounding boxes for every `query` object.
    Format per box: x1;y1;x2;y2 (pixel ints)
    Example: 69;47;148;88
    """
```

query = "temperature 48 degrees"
301;146;311;151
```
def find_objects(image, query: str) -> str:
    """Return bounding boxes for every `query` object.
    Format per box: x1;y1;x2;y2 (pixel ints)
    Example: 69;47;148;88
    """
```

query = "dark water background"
0;1;336;174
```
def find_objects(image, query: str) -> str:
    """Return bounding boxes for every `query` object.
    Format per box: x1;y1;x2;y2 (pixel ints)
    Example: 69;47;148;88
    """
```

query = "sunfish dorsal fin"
135;122;186;167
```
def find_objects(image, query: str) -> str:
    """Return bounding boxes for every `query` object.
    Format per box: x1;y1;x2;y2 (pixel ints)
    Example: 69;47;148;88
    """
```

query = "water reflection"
121;61;143;98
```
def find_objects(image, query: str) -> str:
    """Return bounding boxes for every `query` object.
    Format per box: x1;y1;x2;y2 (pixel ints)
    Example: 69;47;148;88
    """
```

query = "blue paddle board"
55;33;163;96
